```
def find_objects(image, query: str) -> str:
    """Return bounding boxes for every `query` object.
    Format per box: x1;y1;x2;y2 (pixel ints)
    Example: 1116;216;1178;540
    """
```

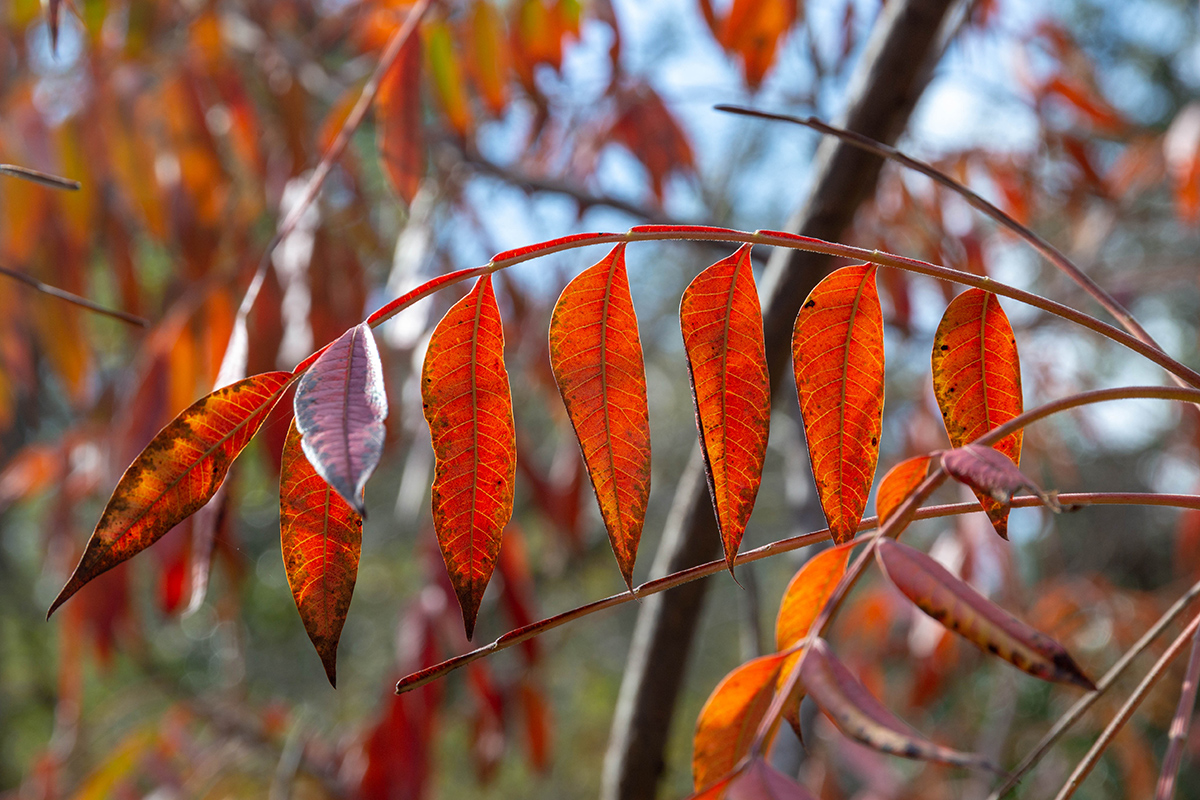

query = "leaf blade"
680;244;770;572
377;33;424;205
693;653;786;792
422;275;516;639
875;455;934;525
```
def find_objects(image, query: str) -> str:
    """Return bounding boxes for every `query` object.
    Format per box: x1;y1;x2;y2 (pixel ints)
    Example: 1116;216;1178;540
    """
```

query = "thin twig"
1156;625;1200;800
1053;610;1200;800
0;164;80;191
0;264;148;327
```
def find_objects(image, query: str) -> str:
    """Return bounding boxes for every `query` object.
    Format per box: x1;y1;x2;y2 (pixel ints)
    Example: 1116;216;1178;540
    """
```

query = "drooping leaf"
293;322;388;516
466;0;511;116
280;420;363;687
719;0;797;88
876;539;1094;689
792;264;885;544
377;33;424;205
801;639;999;771
941;444;1060;511
549;243;650;589
49;371;294;616
680;245;770;572
423;275;516;639
425;17;472;136
932;289;1023;537
726;758;819;800
875;455;934;525
776;543;853;652
611;86;696;203
693;653;786;792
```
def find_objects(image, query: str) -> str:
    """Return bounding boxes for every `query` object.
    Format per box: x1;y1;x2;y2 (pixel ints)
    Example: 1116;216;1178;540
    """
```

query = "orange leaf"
280;420;363;688
875;455;934;525
775;543;853;652
720;0;796;88
425;18;473;136
549;244;650;588
466;1;511;116
932;288;1023;537
612;86;696;203
422;275;516;639
792;264;885;544
680;245;770;572
49;371;294;616
876;539;1094;689
377;33;425;205
693;653;786;792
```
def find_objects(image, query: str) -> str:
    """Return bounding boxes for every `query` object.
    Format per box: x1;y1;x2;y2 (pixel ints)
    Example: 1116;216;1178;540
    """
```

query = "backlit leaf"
467;1;511;116
719;0;796;88
425;18;472;136
612;86;696;203
423;275;516;639
932;289;1023;537
549;244;650;589
801;639;998;771
693;653;786;792
377;33;424;205
680;245;770;572
875;455;933;525
876;539;1094;689
280;420;363;688
775;543;853;652
293;322;388;516
49;371;294;616
792;264;884;544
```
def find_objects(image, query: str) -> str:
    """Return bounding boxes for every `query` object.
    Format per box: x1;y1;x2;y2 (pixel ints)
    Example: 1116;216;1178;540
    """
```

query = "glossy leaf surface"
294;322;388;515
49;372;293;616
876;539;1094;688
693;653;786;792
932;289;1023;537
792;264;885;544
875;455;933;525
680;245;770;572
801;639;998;771
423;275;516;639
549;244;650;588
280;420;363;687
377;34;424;205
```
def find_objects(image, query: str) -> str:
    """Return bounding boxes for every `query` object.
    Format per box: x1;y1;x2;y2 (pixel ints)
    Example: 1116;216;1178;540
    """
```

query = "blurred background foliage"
1;0;1200;798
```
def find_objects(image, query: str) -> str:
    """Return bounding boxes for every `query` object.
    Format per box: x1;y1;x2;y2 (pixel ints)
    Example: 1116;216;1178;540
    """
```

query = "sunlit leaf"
876;539;1094;689
719;0;797;88
423;275;516;639
467;1;511;116
875;455;933;525
293;322;388;516
693;653;786;792
792;264;884;544
612;86;696;203
549;244;650;589
425;18;472;136
680;245;770;572
775;543;852;652
280;420;363;688
49;372;294;616
377;33;424;205
932;289;1023;537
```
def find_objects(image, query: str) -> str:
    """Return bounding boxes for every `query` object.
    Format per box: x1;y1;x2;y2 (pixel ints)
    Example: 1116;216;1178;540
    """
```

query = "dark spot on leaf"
940;345;949;351
803;299;816;309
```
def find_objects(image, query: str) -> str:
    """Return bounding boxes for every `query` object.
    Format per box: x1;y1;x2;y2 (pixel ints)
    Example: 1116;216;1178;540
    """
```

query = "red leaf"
549;244;650;589
680;245;770;572
693;653;787;792
422;275;516;639
775;543;853;652
377;33;425;205
612;86;696;203
941;443;1058;510
726;758;818;800
876;539;1094;689
875;455;933;525
801;639;998;771
719;0;796;88
792;264;885;544
280;419;363;687
293;322;388;516
49;371;294;617
932;289;1023;537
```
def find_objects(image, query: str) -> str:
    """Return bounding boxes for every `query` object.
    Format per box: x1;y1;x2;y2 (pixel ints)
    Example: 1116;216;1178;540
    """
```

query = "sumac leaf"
280;419;363;687
425;18;472;136
942;443;1059;511
549;244;650;588
467;0;510;116
876;539;1094;689
293;322;388;516
792;264;885;544
875;455;934;525
801;638;999;771
680;245;770;572
423;275;516;639
377;33;424;205
932;289;1023;537
693;653;786;792
49;371;293;616
727;758;818;800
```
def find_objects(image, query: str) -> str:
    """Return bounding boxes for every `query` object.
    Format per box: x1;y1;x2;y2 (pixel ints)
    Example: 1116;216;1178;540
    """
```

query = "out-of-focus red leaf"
726;758;818;800
467;1;511;116
497;524;540;663
425;18;472;136
801;639;998;771
611;86;696;203
1043;74;1126;133
932;289;1023;537
792;264;885;544
549;244;650;589
467;663;507;783
518;679;552;773
680;245;770;572
1165;103;1200;225
941;443;1058;510
293;322;388;515
377;33;425;206
423;275;516;639
48;372;294;617
693;652;786;792
0;443;61;510
875;455;933;525
877;539;1094;689
280;420;363;687
718;0;796;88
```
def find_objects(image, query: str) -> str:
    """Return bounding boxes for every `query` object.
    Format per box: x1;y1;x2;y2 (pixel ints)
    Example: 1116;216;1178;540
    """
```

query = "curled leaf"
876;539;1095;689
941;444;1060;511
693;653;786;792
680;245;770;573
875;455;933;525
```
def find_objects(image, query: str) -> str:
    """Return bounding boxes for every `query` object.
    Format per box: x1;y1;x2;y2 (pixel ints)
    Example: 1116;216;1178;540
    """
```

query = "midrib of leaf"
340;326;359;498
470;282;484;577
600;257;622;533
716;252;741;527
978;294;992;445
837;270;872;517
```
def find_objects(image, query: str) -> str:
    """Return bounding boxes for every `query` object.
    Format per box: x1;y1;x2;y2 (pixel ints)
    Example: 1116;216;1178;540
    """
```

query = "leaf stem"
1155;625;1200;800
0;264;148;327
0;163;80;190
